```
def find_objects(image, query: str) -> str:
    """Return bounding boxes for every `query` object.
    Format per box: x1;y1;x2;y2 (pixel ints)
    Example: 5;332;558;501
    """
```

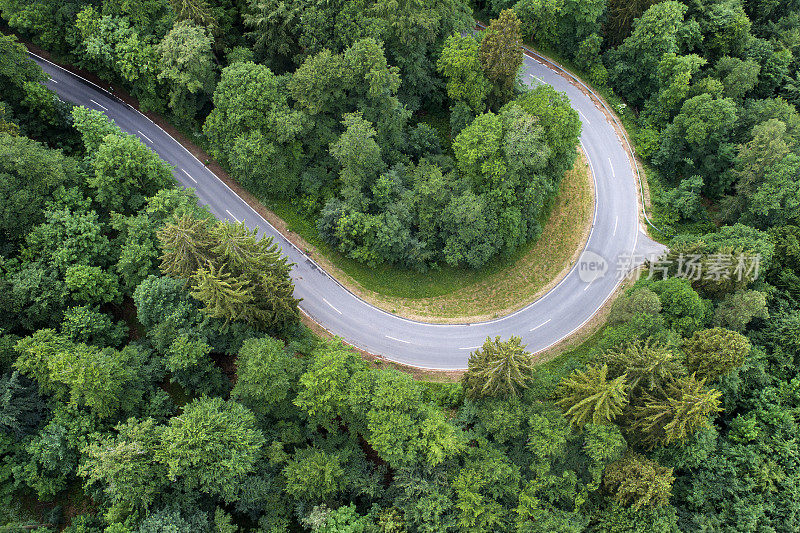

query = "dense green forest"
2;0;800;531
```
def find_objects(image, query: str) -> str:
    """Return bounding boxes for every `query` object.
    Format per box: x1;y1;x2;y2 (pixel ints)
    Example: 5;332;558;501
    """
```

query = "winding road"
30;48;664;370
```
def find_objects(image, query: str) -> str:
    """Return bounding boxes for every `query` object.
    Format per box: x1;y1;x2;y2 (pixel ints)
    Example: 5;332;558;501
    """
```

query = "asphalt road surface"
30;50;665;370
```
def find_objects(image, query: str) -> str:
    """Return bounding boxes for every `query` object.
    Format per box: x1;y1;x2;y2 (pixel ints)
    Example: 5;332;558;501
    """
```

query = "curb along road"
29;43;664;370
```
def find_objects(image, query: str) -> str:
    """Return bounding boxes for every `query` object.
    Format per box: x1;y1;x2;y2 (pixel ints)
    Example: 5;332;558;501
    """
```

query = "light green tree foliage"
643;53;707;127
65;264;121;305
555;364;629;428
452;442;520;531
156;20;217;125
302;503;367;533
646;277;710;337
204;61;306;196
231;336;299;418
603;452;675;511
71;107;124;153
79;417;168;517
87;131;175;214
633;374;722;447
724;119;800;225
348;369;464;469
290;38;407;163
14;329;144;418
61;305;127;347
515;84;582;178
515;407;593;531
462;336;536;398
283;446;344;502
75;6;164;111
22;206;111;274
479;9;524;108
294;340;366;429
697;0;751;59
714;56;761;100
682;327;751;381
155;397;265;502
583;423;627;491
330;112;384;210
169;0;218;32
437;34;491;112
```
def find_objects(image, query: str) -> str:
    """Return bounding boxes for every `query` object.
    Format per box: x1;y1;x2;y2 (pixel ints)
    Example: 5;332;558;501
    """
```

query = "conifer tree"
462;336;535;398
633;373;722;447
555;364;629;428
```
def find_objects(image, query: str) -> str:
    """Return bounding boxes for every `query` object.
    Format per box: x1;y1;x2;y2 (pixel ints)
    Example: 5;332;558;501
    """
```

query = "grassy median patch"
269;149;594;323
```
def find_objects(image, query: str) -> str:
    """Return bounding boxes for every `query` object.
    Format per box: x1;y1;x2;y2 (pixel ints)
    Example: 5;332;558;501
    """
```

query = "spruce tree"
555;364;629;428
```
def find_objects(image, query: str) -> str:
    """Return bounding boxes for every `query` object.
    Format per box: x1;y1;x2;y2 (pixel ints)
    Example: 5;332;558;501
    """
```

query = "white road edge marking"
528;73;545;83
49;78;58;84
137;130;154;144
322;298;342;314
609;158;615;178
460;346;482;351
577;109;590;124
29;49;645;371
89;98;107;111
385;335;411;344
224;209;240;223
530;318;551;332
181;169;197;183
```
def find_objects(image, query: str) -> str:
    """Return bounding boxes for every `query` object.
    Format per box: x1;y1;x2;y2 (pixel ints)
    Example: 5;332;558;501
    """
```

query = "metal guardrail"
474;21;666;237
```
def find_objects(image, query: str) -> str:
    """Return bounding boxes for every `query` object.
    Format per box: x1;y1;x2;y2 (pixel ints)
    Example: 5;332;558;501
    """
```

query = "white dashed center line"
322;298;342;314
609;158;615;177
181;169;197;183
530;318;551;332
89;99;107;111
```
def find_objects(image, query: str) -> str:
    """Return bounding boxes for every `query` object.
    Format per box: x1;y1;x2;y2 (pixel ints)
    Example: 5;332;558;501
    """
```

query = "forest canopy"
3;0;800;531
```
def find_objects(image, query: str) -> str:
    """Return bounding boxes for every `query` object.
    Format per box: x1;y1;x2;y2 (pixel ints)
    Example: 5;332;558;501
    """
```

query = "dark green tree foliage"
157;213;299;331
479;9;524;108
606;1;689;108
0;371;46;438
0;133;80;245
0;34;78;149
